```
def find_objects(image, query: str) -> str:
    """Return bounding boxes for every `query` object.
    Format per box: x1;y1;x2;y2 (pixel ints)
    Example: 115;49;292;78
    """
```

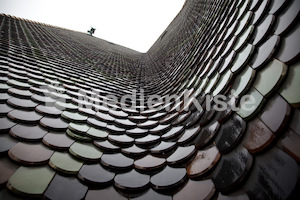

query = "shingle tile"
9;124;47;141
8;142;53;165
78;163;115;185
244;147;298;199
114;169;150;191
44;174;88;200
7;166;55;197
69;142;103;161
173;179;216;200
187;146;221;178
150;166;187;190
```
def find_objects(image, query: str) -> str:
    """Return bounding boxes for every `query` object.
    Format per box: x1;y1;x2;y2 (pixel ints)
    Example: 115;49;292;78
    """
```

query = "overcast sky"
0;0;185;52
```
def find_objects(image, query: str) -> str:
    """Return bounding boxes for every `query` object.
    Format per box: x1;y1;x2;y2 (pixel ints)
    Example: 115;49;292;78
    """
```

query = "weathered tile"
244;147;298;199
173;179;216;200
194;121;220;148
213;146;253;193
187;146;221;178
243;117;275;153
280;129;300;162
215;114;246;153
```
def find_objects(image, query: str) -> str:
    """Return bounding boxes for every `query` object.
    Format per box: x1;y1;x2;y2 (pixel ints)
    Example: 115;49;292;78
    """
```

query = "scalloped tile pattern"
0;0;299;199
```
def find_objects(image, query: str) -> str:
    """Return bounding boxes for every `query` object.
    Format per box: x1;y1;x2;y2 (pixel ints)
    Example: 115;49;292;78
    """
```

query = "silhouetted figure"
87;27;96;36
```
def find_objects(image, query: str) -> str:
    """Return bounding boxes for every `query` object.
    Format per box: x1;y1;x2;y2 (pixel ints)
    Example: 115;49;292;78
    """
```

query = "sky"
0;0;185;52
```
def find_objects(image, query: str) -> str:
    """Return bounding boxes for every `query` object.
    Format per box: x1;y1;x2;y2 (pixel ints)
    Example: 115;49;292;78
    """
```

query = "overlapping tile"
0;0;299;198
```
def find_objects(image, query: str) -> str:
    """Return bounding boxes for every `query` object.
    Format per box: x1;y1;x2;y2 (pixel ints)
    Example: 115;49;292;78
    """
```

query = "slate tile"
114;169;150;191
167;145;196;165
251;35;280;70
44;174;88;200
101;153;134;170
0;116;17;131
40;116;68;131
187;146;221;178
131;189;172;200
0;157;19;186
150;166;187;190
134;155;166;171
85;186;127;200
8;142;54;165
9;124;47;141
253;59;287;97
243;117;275;153
49;151;83;174
215;114;246;153
212;146;253;193
173;179;216;200
69;142;103;161
279;60;300;107
244;147;298;199
276;21;300;64
260;94;291;134
7;166;55;198
78;163;115;185
273;0;300;36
